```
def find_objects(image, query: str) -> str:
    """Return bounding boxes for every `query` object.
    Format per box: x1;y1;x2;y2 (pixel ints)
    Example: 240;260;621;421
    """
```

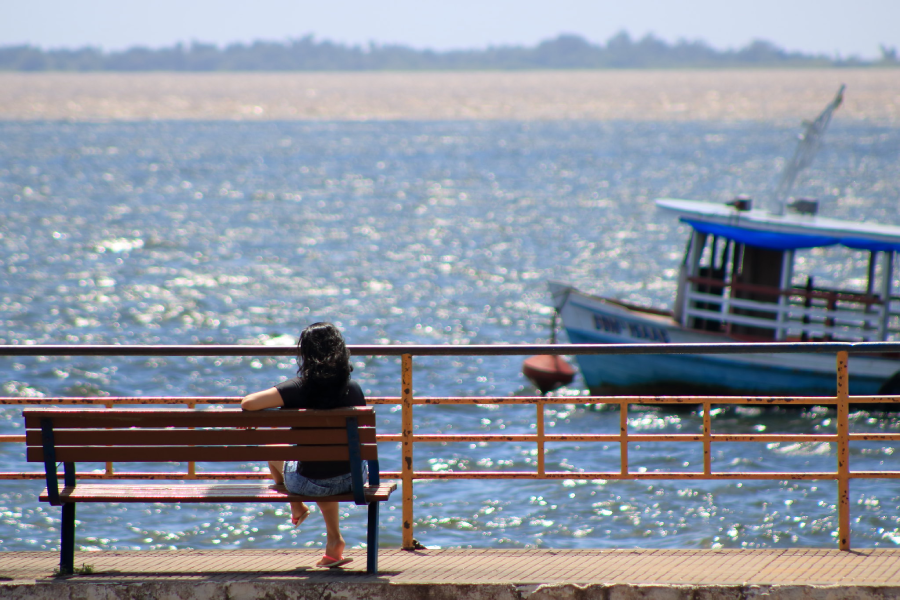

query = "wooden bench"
23;406;396;574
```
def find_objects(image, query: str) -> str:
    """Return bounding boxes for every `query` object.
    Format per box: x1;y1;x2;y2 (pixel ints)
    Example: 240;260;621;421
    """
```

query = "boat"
549;89;900;397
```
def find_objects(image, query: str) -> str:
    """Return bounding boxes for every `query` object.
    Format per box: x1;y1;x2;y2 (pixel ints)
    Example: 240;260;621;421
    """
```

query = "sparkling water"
2;119;899;552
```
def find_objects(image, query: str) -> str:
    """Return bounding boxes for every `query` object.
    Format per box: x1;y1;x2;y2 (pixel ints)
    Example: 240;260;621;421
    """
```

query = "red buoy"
522;354;575;394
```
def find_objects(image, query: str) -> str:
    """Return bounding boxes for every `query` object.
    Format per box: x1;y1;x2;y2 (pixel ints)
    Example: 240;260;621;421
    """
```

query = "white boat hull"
550;283;900;397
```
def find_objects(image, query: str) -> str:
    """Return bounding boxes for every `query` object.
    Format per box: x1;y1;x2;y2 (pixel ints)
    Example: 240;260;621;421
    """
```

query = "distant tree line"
2;32;897;71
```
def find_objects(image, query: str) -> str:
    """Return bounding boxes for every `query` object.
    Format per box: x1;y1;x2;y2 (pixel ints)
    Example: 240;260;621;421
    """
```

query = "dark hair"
297;322;352;398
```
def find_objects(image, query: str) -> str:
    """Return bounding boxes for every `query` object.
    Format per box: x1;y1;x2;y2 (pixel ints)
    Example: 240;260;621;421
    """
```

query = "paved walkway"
4;548;900;585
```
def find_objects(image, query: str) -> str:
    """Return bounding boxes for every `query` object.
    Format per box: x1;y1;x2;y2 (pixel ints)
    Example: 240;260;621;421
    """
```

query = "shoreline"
1;69;898;123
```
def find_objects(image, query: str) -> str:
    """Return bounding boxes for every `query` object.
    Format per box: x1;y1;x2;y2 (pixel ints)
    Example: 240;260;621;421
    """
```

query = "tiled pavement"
3;548;900;585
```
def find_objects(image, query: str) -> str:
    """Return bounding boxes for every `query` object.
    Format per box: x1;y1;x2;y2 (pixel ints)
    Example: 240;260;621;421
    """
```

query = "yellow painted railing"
2;343;900;552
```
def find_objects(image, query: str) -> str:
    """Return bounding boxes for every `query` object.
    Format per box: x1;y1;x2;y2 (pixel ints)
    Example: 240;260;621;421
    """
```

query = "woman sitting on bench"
242;322;366;568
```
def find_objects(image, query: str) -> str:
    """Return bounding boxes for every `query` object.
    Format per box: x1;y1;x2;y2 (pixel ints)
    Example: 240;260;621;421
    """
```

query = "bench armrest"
346;417;367;505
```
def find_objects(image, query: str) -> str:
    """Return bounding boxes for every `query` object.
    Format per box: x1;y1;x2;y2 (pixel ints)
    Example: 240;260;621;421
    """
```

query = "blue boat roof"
656;199;900;252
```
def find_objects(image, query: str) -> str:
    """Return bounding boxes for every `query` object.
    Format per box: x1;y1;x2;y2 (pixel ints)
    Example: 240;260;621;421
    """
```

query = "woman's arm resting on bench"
241;388;284;411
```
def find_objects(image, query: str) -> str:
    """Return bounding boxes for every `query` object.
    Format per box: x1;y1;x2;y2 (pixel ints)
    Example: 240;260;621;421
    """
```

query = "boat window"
793;247;875;293
697;235;732;283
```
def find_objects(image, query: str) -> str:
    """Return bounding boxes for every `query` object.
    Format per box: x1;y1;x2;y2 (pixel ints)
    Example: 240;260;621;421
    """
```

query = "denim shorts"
282;460;366;497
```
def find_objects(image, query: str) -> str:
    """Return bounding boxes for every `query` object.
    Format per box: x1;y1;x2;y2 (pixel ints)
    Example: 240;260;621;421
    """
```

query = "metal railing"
3;342;900;552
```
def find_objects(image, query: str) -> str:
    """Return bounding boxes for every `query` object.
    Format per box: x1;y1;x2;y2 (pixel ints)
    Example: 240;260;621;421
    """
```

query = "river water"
1;118;900;553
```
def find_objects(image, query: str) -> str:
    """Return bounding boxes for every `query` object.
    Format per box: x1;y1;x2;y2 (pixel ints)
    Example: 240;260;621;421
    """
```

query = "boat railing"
691;276;886;307
2;342;900;552
685;276;900;341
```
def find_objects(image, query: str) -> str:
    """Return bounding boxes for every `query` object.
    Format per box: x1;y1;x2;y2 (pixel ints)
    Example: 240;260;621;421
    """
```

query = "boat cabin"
658;198;900;343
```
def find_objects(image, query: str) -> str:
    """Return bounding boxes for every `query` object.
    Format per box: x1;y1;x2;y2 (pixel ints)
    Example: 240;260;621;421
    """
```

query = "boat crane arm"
773;84;845;211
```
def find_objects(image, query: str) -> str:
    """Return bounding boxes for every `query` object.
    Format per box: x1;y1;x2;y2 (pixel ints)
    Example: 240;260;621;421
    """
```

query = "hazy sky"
2;0;898;59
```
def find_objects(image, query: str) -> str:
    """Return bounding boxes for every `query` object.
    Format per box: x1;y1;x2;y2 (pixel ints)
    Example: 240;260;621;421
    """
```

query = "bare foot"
290;502;310;528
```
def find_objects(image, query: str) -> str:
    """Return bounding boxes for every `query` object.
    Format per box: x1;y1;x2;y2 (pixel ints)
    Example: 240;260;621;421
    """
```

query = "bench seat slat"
25;427;376;447
40;482;397;503
27;443;379;463
23;408;376;429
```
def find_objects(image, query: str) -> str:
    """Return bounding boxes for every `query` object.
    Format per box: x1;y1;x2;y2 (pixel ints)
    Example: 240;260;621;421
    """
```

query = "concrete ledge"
4;581;900;600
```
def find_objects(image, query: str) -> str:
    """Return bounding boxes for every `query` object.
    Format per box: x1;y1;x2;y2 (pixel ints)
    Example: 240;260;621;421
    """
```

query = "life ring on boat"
878;371;900;396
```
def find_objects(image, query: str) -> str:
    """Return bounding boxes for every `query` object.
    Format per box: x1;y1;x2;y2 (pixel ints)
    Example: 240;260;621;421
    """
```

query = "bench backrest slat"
23;408;375;429
24;427;376;447
27;444;378;463
23;407;379;465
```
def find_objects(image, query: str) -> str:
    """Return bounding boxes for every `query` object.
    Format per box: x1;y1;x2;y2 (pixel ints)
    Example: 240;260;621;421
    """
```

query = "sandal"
317;554;353;568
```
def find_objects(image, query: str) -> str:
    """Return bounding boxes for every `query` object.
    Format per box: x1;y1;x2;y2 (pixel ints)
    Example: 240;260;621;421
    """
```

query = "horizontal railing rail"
3;343;900;553
3;341;900;356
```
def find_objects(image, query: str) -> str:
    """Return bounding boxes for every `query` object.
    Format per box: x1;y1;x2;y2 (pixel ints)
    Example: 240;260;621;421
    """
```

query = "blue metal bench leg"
366;502;380;574
60;502;75;575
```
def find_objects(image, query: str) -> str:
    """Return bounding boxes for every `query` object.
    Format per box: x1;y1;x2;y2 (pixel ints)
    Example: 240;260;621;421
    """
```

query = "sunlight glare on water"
1;117;900;552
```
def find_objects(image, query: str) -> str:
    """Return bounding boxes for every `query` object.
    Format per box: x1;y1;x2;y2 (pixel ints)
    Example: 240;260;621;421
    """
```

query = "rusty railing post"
536;399;545;476
836;350;850;550
620;402;629;476
703;401;712;476
401;354;414;550
187;399;197;479
105;400;114;476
